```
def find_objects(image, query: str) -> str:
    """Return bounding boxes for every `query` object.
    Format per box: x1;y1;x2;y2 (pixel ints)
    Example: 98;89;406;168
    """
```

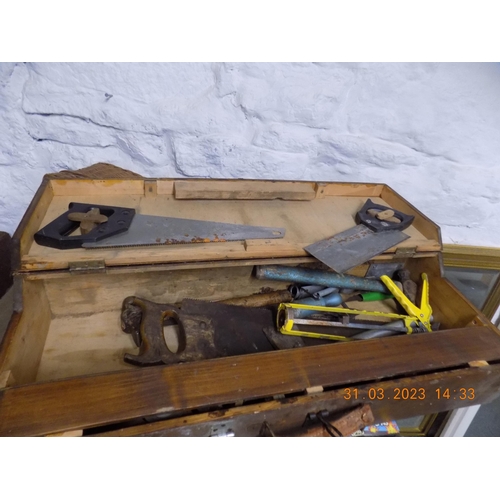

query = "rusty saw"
34;202;286;250
304;199;414;273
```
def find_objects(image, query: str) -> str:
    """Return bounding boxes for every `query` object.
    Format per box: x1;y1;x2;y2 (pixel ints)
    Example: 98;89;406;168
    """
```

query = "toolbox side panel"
96;365;500;437
381;185;442;246
13;178;54;269
432;278;496;331
1;327;500;436
0;279;51;385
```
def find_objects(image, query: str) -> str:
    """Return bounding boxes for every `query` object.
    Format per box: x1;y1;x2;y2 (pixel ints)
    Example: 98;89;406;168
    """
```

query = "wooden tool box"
1;164;500;437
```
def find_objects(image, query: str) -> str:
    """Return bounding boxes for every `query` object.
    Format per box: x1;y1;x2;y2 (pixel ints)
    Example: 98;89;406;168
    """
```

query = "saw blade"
304;224;410;273
82;214;286;249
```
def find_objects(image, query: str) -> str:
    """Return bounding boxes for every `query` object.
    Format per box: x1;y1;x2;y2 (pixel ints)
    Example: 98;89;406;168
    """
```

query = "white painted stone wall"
1;62;499;245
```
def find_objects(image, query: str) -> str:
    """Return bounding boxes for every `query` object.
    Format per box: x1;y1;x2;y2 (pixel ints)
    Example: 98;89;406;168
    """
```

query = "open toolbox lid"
14;164;442;273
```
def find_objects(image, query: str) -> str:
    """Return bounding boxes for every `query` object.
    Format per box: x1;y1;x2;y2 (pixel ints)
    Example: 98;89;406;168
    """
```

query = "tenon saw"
304;199;414;273
34;202;286;250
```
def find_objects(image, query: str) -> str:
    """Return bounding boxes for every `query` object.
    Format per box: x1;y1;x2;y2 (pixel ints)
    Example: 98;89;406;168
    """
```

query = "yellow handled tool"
277;302;420;340
380;273;432;332
277;273;433;340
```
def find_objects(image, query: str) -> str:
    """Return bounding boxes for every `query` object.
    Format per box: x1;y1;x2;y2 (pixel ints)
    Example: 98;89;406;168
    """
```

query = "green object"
359;292;394;301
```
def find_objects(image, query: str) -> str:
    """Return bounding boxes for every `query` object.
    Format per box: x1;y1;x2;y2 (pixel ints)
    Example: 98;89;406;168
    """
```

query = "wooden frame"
443;244;500;320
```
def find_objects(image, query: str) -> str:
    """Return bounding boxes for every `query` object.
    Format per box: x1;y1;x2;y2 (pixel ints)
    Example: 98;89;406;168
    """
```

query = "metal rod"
219;290;293;307
312;287;339;299
256;265;388;293
288;285;325;300
293;293;343;318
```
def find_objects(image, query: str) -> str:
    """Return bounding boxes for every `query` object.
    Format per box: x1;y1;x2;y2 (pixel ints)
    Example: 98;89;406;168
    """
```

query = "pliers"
380;273;433;333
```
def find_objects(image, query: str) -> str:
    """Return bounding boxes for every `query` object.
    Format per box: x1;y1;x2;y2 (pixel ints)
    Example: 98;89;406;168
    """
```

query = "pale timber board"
36;310;137;382
0;280;51;384
174;180;317;200
22;193;440;271
42;265;285;317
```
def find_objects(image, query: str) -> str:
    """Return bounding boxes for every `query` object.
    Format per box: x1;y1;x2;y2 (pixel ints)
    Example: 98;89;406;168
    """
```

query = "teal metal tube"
294;292;343;318
295;294;343;307
255;265;388;293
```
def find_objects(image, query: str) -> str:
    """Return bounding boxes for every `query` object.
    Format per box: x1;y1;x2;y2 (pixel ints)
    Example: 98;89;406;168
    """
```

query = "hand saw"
34;202;286;250
304;199;415;273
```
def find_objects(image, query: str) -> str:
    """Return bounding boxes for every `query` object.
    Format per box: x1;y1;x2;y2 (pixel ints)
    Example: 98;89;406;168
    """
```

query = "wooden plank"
14;179;54;262
0;370;15;389
22;257;316;281
380;185;442;245
35;311;137;382
156;180;175;195
174;180;316;200
431;276;495;330
42;265;282;318
0;233;12;299
95;365;500;436
143;180;157;197
443;244;500;270
46;430;83;437
320;183;384;197
469;360;489;367
50;179;144;196
0;280;52;385
1;327;500;436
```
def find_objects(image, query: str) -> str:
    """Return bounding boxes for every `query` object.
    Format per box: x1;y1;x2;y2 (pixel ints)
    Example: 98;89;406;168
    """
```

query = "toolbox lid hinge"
395;246;418;258
69;260;106;274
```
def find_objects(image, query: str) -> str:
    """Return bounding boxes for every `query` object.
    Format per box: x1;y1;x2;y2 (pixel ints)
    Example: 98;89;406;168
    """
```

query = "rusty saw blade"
304;199;414;273
33;202;285;250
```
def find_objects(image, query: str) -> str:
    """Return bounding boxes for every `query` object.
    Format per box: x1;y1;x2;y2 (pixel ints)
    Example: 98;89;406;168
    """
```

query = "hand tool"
218;290;293;307
121;296;217;366
34;202;286;250
256;265;389;293
395;268;417;304
364;262;404;279
304;199;415;273
263;327;306;350
276;273;433;340
380;272;432;332
277;302;415;341
121;296;275;366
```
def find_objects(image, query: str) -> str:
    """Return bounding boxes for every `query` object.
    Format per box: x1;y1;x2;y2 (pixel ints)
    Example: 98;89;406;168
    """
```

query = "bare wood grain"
174;180;316;200
0;281;51;384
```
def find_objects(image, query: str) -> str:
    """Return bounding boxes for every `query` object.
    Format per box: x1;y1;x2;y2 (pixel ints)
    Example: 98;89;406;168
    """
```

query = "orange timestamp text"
343;387;475;401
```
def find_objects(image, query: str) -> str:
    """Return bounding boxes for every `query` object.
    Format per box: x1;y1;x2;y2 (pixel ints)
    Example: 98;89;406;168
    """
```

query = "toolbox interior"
0;177;492;389
1;255;489;386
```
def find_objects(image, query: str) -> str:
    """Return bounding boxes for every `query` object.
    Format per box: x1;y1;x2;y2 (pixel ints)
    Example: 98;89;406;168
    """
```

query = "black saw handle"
34;203;135;249
355;199;414;233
